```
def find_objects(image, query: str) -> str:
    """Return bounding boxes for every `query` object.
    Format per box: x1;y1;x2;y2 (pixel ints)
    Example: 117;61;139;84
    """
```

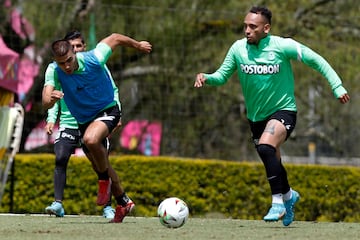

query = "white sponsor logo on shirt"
240;64;280;74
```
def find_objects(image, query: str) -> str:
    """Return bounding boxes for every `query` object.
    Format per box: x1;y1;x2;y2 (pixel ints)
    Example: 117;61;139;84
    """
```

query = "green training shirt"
204;35;347;122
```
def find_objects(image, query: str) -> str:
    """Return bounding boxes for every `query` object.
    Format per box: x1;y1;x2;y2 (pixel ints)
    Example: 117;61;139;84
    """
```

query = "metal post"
9;159;14;213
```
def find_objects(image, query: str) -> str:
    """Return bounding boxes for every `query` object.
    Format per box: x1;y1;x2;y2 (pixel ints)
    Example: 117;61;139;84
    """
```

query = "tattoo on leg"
264;124;275;135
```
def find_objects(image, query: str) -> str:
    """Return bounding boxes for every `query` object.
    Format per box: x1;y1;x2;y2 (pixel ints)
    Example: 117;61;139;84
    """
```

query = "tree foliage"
4;0;360;160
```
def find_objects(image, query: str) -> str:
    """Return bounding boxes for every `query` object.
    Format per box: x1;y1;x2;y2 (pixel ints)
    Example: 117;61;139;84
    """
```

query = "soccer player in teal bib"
195;6;350;226
44;31;118;219
43;33;152;223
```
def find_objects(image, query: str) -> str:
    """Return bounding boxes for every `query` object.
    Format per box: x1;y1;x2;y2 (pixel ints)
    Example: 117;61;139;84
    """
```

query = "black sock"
115;192;130;207
279;159;291;194
105;199;112;207
257;144;283;194
97;170;109;180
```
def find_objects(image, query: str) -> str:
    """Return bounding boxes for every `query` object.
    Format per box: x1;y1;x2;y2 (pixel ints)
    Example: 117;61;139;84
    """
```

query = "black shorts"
78;105;121;137
54;128;82;154
248;110;297;145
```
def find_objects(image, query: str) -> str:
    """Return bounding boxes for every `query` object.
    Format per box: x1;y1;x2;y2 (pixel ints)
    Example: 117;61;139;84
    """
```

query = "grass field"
0;214;359;240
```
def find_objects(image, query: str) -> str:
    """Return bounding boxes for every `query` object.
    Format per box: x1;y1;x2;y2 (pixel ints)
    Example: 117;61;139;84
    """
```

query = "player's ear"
264;23;271;34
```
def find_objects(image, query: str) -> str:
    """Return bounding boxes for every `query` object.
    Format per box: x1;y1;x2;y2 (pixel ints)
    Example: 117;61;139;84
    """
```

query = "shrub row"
1;154;360;222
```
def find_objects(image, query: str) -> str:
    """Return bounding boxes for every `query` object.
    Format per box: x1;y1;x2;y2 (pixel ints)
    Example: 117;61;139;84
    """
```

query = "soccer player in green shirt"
195;6;350;226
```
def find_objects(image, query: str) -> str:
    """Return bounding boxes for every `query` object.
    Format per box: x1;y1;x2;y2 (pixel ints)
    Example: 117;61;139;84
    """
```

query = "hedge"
1;154;360;222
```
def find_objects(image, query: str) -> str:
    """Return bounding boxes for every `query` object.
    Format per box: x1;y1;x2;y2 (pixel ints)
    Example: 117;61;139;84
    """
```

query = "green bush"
1;154;360;222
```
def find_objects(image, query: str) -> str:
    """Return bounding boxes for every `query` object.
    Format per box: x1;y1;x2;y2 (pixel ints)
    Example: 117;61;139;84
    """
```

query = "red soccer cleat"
110;201;135;223
96;179;111;206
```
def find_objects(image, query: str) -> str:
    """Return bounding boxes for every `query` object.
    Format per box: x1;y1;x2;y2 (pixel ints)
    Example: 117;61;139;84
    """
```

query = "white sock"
272;193;284;204
283;189;292;201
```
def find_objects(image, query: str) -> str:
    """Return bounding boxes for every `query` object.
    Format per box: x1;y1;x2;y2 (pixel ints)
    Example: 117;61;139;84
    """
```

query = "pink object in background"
10;7;35;41
0;7;38;101
24;120;58;151
16;46;39;101
0;36;19;92
120;120;162;156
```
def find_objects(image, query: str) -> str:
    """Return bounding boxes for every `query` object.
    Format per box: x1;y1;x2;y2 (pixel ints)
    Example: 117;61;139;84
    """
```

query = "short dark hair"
249;6;272;24
63;30;85;43
51;39;73;57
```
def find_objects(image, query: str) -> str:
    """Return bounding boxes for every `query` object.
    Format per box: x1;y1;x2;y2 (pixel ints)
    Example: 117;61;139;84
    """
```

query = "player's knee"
55;154;69;167
256;144;276;158
82;135;99;147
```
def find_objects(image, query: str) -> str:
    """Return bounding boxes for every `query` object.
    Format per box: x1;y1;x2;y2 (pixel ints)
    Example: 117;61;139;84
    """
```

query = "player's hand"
45;122;55;135
138;41;152;53
194;73;206;88
42;86;63;109
51;90;64;101
338;93;350;104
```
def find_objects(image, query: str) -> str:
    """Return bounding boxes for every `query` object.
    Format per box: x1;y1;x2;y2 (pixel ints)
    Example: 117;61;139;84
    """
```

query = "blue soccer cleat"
45;201;65;217
103;205;115;219
283;190;300;226
263;203;286;222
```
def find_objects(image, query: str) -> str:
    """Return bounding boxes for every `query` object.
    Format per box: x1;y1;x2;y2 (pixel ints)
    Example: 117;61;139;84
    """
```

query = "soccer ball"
157;197;189;228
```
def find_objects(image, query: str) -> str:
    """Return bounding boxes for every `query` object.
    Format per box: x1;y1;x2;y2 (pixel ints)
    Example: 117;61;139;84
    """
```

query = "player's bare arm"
100;33;152;53
42;85;64;110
